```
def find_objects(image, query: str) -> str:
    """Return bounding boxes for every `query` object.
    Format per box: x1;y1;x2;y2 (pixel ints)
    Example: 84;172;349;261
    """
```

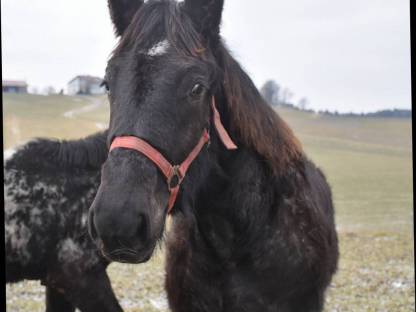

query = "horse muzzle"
88;150;167;264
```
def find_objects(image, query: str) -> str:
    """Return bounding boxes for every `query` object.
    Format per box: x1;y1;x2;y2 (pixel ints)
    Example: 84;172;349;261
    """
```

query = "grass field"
2;94;109;150
4;94;414;311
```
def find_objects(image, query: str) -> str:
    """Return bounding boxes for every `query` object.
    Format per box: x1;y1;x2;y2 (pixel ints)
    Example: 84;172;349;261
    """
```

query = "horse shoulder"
274;158;338;282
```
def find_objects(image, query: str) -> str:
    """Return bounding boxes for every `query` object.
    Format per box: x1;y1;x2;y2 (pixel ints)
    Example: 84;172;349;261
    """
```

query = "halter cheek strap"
109;97;237;213
211;97;237;150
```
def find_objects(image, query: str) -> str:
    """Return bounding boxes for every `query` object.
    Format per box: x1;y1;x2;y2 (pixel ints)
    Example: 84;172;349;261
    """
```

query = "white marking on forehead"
147;39;170;56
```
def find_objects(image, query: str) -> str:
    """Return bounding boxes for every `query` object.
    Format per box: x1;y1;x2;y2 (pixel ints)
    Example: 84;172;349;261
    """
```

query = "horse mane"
5;131;109;171
113;0;303;174
218;46;304;174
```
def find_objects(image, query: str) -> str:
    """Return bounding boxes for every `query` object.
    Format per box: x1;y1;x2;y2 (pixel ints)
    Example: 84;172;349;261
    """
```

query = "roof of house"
2;80;28;87
68;75;103;85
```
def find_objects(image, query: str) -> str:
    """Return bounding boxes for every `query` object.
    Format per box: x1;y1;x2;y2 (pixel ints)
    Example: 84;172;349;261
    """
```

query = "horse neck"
183;139;273;259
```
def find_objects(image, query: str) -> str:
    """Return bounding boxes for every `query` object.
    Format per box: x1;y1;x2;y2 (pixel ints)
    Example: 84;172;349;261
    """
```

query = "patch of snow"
4;148;16;161
95;122;107;130
149;294;169;310
392;280;406;289
120;298;143;309
64;111;75;118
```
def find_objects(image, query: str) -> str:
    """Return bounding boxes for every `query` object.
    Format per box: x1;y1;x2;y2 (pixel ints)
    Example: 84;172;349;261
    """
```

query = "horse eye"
190;83;204;97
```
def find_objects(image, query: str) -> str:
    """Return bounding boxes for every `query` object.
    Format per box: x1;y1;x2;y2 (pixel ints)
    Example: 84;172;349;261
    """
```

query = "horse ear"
108;0;144;36
183;0;224;40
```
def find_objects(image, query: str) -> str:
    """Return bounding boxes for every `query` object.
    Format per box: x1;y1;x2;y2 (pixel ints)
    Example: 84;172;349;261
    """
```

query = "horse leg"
46;259;123;312
66;268;123;312
45;286;75;312
288;288;325;312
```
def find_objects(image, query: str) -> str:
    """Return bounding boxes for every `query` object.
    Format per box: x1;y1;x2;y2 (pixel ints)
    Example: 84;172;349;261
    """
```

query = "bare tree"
43;86;57;95
298;97;309;110
29;86;39;94
281;87;294;105
260;80;280;106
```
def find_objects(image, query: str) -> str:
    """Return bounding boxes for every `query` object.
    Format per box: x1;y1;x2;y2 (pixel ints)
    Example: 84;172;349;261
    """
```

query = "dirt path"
63;96;105;119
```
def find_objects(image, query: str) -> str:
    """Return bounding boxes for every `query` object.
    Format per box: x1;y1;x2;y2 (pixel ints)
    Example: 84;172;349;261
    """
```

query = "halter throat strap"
109;97;237;213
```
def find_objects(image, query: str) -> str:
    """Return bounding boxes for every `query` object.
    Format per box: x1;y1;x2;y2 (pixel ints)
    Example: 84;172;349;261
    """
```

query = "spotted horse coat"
4;131;123;312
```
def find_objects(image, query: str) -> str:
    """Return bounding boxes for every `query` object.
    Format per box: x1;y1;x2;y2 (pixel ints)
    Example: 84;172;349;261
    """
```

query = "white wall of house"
90;83;105;95
67;78;81;95
67;77;105;95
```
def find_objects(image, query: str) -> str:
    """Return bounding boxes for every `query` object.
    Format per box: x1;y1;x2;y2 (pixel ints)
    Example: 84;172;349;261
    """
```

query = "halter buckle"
168;165;182;190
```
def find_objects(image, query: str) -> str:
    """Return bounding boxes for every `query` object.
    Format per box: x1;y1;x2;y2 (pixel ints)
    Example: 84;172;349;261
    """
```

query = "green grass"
4;94;414;311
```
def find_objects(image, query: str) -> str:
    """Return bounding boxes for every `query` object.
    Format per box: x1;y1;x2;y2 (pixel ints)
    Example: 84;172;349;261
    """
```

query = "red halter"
109;97;237;213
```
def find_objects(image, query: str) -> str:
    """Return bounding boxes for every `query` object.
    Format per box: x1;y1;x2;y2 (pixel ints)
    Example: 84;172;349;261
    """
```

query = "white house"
67;75;106;95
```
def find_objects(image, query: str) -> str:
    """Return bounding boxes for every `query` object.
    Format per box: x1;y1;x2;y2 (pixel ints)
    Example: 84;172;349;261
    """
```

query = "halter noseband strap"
109;97;237;214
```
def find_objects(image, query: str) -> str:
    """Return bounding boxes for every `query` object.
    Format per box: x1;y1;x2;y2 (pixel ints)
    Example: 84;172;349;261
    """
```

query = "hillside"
2;93;109;149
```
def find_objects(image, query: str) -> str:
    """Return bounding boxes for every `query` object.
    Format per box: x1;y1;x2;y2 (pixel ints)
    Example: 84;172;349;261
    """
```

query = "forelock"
112;0;204;59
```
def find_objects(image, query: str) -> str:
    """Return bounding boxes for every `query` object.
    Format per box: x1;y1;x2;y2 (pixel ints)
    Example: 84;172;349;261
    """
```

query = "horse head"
88;0;231;263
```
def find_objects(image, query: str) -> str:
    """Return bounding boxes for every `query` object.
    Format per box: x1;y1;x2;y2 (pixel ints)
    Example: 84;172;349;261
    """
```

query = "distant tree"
280;87;294;105
260;80;280;106
44;86;57;95
29;86;39;94
298;97;309;110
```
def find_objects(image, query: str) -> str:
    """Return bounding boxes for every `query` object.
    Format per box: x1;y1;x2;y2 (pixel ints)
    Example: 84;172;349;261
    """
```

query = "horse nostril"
98;214;148;253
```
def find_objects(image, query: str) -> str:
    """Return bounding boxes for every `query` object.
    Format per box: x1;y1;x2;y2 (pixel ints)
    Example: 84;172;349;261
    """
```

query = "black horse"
89;0;339;311
5;131;123;312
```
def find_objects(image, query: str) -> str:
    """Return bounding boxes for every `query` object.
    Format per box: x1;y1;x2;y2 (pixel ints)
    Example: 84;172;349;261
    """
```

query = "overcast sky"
1;0;411;113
